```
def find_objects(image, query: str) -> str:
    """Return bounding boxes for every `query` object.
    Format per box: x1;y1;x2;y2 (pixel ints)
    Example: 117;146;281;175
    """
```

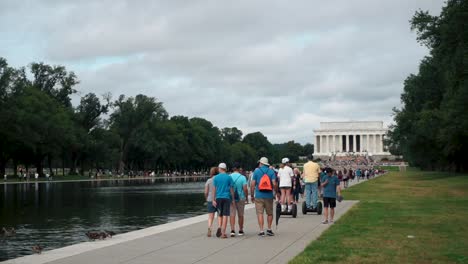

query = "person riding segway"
301;155;323;215
276;158;297;218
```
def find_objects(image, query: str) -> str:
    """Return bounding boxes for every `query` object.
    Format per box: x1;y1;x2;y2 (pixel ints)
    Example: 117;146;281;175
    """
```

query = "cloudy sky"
0;0;444;144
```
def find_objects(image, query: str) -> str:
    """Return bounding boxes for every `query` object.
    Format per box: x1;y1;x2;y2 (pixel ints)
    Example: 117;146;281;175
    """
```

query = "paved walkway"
5;176;380;264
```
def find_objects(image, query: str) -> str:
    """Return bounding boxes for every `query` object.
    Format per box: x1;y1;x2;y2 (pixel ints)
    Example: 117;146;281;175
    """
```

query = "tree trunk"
62;151;66;177
13;159;17;177
119;139;127;175
35;155;44;177
48;154;53;176
70;151;78;175
0;156;6;177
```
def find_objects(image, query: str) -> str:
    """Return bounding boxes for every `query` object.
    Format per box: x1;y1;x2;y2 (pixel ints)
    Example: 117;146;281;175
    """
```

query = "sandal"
207;228;212;237
221;234;228;239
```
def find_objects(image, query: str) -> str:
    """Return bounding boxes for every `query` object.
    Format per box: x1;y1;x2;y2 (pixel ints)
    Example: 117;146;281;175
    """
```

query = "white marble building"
313;121;391;157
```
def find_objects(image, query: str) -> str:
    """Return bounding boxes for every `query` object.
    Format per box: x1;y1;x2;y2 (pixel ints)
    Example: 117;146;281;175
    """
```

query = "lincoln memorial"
313;121;391;158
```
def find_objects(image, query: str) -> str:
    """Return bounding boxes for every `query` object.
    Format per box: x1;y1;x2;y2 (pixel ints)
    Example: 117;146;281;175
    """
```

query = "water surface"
0;180;206;261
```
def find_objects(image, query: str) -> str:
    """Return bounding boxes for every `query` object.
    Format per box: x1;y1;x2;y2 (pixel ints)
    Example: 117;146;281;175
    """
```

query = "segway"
276;202;298;218
302;200;322;215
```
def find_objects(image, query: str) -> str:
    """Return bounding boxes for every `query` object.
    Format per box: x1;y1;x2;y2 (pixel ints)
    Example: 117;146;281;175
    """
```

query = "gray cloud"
0;0;445;143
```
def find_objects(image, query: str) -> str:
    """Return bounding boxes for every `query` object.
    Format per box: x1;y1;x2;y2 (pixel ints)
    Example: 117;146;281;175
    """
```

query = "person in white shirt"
277;158;294;212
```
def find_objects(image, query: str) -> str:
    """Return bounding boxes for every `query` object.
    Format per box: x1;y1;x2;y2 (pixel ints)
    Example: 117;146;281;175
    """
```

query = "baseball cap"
218;163;227;170
281;157;289;164
258;157;269;166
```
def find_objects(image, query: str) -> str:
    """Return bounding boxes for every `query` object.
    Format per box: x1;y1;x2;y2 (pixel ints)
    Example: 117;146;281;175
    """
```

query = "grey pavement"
5;176;379;264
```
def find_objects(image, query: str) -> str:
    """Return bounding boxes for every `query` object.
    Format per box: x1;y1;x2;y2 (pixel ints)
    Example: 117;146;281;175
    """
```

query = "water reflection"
0;180;205;261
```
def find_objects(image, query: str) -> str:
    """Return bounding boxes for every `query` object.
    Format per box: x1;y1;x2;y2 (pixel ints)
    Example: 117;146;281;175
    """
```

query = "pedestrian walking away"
205;167;221;237
250;157;277;237
229;162;249;237
212;163;235;239
301;155;321;210
277;157;294;212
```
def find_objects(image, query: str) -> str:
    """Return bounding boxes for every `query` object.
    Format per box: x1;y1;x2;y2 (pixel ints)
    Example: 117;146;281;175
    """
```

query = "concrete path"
4;176;380;264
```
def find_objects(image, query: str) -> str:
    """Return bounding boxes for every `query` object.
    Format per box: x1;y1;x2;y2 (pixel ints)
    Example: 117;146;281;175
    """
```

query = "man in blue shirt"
229;162;249;237
250;157;277;237
355;168;362;182
213;163;235;238
320;167;341;224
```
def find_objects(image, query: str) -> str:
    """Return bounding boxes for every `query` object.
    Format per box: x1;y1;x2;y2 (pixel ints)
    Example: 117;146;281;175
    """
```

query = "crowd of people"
204;155;348;239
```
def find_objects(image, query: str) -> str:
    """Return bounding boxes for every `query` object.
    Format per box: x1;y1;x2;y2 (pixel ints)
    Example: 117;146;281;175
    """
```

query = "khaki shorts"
255;198;273;216
230;200;246;217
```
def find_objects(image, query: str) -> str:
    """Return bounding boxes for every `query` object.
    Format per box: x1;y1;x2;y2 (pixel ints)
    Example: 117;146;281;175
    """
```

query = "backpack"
258;169;273;192
233;175;241;201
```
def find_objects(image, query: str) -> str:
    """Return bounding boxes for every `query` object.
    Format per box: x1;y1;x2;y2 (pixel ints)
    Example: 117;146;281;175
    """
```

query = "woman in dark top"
292;168;302;203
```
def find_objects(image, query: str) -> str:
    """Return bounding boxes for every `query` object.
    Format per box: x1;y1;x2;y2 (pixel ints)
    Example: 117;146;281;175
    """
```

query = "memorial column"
366;134;370;152
353;134;357;152
374;134;377;153
324;135;328;154
345;135;349;152
333;135;336;152
339;135;343;152
315;135;319;153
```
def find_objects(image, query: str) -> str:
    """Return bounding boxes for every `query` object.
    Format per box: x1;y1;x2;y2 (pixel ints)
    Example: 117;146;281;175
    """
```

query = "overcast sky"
0;0;445;144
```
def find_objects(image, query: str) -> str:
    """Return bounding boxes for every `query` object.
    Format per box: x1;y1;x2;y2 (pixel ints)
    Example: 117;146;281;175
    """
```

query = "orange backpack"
258;169;273;192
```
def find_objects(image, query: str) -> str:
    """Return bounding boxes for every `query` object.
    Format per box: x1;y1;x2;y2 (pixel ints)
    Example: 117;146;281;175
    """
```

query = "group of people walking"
204;155;343;238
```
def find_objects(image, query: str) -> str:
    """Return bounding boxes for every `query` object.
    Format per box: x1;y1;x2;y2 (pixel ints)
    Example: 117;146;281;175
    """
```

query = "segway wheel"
292;204;297;218
317;201;323;215
302;201;307;215
276;203;282;216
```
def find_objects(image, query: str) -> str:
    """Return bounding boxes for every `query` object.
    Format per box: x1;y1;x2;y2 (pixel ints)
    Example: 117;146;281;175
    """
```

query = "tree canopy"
388;0;468;171
0;58;313;176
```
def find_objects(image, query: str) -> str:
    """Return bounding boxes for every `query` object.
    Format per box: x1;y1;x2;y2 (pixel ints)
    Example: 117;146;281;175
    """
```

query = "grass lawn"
290;170;468;263
375;165;401;171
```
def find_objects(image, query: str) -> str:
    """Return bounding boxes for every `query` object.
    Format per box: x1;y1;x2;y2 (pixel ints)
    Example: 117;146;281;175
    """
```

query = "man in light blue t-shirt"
213;163;235;238
320;167;341;224
229;162;248;237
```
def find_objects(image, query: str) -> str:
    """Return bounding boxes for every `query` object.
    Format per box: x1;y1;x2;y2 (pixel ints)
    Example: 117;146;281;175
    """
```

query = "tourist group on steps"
204;155;347;239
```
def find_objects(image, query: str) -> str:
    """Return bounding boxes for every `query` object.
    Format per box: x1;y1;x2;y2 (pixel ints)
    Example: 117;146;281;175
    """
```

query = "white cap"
258;157;269;166
218;163;227;170
281;157;289;164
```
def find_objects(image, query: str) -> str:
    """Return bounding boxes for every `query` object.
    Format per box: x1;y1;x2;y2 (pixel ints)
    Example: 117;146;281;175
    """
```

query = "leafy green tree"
110;94;168;173
243;132;274;161
389;0;468;171
69;93;110;174
11;87;74;176
302;143;314;156
221;127;243;145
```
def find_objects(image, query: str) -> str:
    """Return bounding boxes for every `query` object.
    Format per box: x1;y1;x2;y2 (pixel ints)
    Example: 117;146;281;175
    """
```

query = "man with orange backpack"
250;157;277;237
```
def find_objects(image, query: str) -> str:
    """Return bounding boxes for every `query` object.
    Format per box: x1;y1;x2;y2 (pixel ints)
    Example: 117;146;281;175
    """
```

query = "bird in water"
1;227;16;236
104;230;116;237
32;245;43;254
85;231;101;240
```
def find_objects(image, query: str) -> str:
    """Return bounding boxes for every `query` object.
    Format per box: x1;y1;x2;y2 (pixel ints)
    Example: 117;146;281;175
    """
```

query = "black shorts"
216;198;231;216
323;197;336;208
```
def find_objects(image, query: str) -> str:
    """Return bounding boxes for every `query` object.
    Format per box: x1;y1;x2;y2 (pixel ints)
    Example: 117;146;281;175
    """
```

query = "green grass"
375;165;401;171
290;170;468;264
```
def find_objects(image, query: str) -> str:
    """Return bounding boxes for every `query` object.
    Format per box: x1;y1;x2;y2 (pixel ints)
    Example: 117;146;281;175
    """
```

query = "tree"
11;87;74;176
243;132;274;161
69;93;110;174
110;94;168;173
303;143;314;156
388;0;468;171
221;127;243;145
